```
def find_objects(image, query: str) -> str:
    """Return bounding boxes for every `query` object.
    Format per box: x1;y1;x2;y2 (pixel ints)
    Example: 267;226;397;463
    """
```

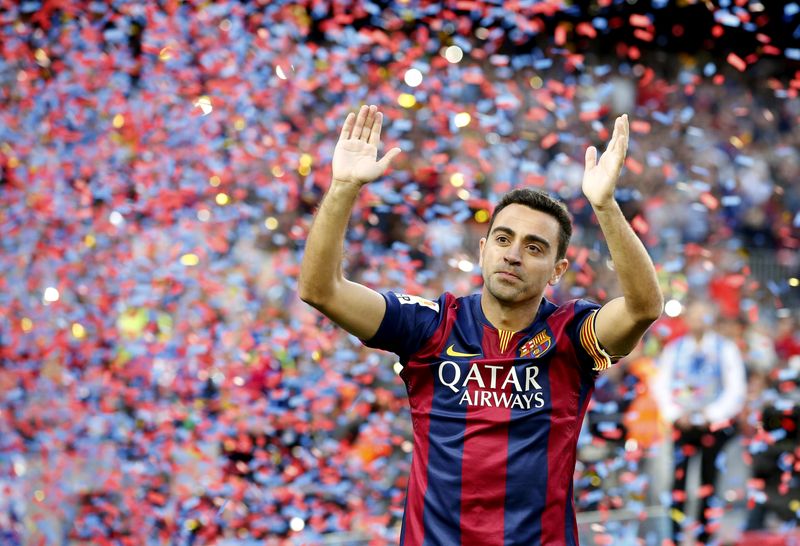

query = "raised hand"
582;114;629;208
332;104;402;186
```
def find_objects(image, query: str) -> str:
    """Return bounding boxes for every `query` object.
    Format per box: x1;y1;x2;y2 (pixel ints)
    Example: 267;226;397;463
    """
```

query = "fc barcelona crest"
519;330;553;358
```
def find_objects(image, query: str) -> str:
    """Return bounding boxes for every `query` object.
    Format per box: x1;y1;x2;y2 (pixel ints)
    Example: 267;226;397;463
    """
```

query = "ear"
478;237;486;269
548;258;569;286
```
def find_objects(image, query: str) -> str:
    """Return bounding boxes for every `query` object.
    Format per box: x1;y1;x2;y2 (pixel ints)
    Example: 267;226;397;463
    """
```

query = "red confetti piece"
541;132;559;149
697;484;715;498
699;192;719;210
624;157;643;175
576;22;597;38
629;14;651;28
554;23;568;46
727;52;747;72
632;215;649;235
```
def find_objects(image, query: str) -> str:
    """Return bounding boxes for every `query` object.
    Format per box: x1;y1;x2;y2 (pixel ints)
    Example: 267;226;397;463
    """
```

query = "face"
479;204;568;307
684;302;714;335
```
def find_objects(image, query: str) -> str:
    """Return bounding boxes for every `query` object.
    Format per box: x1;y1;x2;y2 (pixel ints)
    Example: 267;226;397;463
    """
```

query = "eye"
527;245;542;254
496;235;509;244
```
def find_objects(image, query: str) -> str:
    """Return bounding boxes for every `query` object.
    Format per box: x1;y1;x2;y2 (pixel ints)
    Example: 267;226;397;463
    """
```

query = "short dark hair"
486;188;573;260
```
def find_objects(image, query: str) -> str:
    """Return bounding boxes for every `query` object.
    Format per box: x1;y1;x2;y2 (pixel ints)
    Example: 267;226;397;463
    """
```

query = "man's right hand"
332;104;402;186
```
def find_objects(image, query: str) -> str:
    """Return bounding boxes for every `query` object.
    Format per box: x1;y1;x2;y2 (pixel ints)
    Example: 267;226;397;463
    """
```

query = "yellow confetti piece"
180;253;200;266
398;93;416;108
670;508;685;523
71;323;86;339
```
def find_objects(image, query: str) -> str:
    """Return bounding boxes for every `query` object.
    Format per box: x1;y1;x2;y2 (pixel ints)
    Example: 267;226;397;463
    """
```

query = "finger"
360;105;377;142
377;147;402;172
607;119;621;151
584;146;597;173
351;105;369;140
339;112;355;140
611;115;628;151
368;111;384;147
618;114;630;154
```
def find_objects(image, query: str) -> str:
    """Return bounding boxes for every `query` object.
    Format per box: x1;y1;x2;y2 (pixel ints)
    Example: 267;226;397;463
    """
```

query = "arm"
582;115;664;356
297;105;402;340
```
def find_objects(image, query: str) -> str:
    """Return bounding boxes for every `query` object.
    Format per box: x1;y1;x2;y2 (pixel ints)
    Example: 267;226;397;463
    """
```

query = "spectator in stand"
774;309;800;364
652;299;747;545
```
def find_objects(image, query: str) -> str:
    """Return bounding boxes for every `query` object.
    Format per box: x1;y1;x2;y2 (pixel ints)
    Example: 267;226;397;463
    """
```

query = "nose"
503;244;522;265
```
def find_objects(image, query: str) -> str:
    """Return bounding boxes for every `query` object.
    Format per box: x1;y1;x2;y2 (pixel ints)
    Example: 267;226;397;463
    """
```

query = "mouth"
496;270;521;281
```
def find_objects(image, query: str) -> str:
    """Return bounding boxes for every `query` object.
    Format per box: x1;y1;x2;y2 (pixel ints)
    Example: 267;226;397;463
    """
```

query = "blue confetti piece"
20;1;41;13
651;111;673;125
721;195;742;207
715;10;740;27
769;428;787;442
592;17;608;31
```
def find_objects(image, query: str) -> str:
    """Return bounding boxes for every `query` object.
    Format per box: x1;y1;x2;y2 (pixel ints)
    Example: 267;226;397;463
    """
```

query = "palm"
332;105;401;186
332;139;382;184
582;115;629;207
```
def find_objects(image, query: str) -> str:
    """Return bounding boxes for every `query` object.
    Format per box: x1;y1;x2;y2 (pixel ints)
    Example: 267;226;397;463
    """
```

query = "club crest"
519;329;553;358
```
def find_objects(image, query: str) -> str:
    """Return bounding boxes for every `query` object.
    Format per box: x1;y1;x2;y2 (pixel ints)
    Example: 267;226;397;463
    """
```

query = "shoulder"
546;298;601;324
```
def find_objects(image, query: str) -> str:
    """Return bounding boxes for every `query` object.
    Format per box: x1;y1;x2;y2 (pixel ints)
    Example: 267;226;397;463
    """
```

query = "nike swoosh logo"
445;344;481;358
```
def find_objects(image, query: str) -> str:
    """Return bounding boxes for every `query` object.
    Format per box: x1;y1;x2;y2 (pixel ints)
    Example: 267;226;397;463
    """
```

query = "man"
652;300;746;545
298;104;663;545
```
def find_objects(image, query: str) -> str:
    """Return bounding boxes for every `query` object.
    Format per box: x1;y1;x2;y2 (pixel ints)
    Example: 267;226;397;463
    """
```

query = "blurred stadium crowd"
0;0;799;544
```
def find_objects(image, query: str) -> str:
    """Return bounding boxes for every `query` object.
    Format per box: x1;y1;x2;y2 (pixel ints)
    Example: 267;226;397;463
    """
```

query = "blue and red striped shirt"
365;291;613;546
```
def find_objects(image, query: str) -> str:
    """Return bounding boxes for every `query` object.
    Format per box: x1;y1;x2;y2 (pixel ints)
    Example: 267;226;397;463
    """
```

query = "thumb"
584;146;597;173
377;147;402;172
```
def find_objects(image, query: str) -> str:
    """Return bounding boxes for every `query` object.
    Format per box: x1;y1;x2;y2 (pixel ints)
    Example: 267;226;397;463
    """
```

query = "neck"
480;291;541;331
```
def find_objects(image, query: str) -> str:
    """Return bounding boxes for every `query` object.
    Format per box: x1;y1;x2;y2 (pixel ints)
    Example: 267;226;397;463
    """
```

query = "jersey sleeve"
362;292;446;362
568;299;618;373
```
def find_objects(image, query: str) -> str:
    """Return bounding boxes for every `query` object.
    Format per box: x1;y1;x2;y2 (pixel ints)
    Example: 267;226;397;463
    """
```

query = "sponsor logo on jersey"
437;360;546;410
397;294;439;312
445;344;480;358
519;329;553;358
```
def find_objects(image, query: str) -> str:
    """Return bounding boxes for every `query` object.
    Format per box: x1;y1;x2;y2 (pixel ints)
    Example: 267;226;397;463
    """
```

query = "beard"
483;271;534;304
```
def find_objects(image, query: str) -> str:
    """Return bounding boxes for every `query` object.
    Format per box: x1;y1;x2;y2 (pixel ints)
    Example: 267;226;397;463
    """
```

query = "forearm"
593;201;663;321
298;180;361;304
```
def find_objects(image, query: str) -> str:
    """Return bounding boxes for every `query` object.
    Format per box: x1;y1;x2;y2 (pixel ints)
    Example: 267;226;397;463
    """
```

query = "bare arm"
297;105;402;340
582;115;664;356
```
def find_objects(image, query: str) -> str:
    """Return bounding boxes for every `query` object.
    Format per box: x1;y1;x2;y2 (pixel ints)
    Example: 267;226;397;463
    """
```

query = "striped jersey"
365;291;614;546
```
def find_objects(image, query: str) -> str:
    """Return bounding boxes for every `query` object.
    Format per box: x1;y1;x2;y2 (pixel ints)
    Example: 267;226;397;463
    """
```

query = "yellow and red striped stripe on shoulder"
579;309;614;372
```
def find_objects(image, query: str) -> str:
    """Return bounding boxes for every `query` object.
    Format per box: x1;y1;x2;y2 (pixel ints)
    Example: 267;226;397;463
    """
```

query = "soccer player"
298;105;663;545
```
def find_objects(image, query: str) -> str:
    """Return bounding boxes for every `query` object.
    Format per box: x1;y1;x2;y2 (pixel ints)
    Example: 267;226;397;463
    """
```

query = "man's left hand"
582;114;629;208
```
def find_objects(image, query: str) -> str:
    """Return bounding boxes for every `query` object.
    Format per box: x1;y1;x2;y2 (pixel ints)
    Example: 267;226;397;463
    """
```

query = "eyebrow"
490;225;552;249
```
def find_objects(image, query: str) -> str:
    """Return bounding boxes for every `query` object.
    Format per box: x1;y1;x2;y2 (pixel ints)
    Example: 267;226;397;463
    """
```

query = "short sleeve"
363;292;446;362
569;300;617;373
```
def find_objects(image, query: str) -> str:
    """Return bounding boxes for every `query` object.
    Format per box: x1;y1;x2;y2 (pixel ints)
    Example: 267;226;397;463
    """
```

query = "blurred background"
1;0;799;544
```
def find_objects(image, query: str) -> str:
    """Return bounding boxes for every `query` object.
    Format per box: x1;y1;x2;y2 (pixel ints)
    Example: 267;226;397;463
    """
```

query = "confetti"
0;2;798;544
